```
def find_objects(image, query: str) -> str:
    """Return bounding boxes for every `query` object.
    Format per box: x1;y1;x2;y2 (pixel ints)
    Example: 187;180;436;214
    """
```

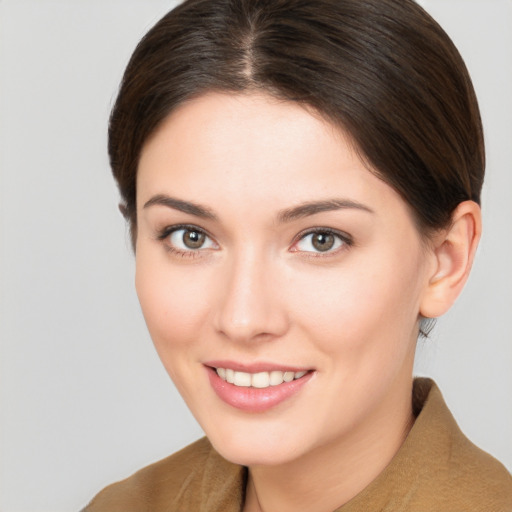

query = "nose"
213;250;289;343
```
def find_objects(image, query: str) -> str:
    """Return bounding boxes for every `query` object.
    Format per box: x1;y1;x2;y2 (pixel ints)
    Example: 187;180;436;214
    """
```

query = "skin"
134;92;481;512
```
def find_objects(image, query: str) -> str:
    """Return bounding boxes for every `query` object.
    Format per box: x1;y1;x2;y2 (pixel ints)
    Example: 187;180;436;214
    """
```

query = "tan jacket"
83;379;512;511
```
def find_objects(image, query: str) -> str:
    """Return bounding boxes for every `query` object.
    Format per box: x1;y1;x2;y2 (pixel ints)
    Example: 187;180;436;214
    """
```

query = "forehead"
136;92;408;223
139;92;350;172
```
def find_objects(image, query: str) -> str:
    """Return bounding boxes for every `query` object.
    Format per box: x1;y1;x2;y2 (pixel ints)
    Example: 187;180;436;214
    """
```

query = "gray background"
0;1;510;511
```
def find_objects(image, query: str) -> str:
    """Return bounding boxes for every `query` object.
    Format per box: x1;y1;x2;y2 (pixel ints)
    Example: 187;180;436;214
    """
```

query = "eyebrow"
277;199;374;223
143;194;217;220
143;194;373;223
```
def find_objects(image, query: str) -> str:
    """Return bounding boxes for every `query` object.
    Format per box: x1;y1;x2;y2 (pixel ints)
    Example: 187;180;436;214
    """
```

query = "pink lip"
205;364;314;413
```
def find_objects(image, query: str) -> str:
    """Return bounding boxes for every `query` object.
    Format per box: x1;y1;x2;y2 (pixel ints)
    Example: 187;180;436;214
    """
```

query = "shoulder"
427;412;512;510
342;379;512;512
82;437;245;512
404;379;512;511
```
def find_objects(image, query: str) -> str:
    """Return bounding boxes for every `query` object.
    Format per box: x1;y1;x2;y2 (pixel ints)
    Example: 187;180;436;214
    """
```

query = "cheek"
135;253;212;350
286;252;425;355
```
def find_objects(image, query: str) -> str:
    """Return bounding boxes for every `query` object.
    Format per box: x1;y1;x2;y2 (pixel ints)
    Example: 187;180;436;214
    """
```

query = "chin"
205;422;311;467
212;441;299;467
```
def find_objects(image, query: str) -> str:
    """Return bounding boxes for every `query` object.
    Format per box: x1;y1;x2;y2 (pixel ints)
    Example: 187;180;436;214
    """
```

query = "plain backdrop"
0;1;510;511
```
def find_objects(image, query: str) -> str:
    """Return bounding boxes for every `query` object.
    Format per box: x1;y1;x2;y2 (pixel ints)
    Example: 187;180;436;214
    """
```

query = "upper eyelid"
288;228;354;258
157;223;213;240
294;227;353;244
157;225;219;256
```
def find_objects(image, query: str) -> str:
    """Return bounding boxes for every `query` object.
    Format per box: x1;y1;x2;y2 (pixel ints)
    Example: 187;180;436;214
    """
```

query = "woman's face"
135;93;435;466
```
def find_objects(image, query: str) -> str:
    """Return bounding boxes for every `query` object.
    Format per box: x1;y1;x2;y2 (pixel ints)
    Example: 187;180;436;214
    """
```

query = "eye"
161;226;217;252
293;230;349;254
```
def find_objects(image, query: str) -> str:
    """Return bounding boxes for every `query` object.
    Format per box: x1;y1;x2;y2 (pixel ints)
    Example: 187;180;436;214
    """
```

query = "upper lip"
204;360;313;373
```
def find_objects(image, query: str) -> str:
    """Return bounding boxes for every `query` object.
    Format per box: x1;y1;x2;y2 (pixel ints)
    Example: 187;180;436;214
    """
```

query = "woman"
84;0;512;510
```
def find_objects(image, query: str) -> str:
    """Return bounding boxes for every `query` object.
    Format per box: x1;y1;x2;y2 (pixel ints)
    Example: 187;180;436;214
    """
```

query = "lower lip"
206;367;313;413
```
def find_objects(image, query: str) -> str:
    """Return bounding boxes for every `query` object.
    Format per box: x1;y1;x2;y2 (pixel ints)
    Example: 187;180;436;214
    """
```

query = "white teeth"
269;370;284;386
215;368;309;388
252;372;270;388
233;371;252;387
283;371;294;382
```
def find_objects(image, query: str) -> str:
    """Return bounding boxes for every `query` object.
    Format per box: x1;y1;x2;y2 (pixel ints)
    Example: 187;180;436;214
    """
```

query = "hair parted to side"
109;0;484;249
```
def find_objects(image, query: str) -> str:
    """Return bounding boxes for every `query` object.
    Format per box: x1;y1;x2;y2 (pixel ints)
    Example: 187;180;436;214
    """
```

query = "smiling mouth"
206;364;314;412
214;368;309;388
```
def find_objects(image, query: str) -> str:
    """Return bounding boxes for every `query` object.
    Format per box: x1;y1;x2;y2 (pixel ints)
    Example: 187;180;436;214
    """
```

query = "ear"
420;201;482;318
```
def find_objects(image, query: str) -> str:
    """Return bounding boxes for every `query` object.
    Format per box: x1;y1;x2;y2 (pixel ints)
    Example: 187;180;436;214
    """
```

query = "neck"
243;377;415;512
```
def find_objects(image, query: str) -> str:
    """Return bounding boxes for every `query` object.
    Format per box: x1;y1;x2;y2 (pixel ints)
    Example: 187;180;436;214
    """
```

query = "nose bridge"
214;246;287;342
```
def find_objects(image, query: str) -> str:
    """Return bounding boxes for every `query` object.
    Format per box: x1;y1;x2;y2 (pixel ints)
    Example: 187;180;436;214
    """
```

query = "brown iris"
183;229;205;249
311;232;335;252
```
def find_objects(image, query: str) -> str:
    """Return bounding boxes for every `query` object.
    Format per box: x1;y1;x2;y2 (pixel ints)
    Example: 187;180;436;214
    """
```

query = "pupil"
183;230;205;249
312;233;334;251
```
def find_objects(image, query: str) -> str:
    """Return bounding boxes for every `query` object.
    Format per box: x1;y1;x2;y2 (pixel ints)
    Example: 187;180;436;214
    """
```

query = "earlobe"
420;201;482;319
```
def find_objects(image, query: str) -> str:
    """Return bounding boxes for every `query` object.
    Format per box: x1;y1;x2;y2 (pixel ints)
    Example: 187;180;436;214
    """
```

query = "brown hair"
109;0;484;247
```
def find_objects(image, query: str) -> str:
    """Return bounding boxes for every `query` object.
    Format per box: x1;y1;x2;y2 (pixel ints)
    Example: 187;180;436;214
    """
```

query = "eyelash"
157;224;217;258
291;228;353;257
156;225;353;258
